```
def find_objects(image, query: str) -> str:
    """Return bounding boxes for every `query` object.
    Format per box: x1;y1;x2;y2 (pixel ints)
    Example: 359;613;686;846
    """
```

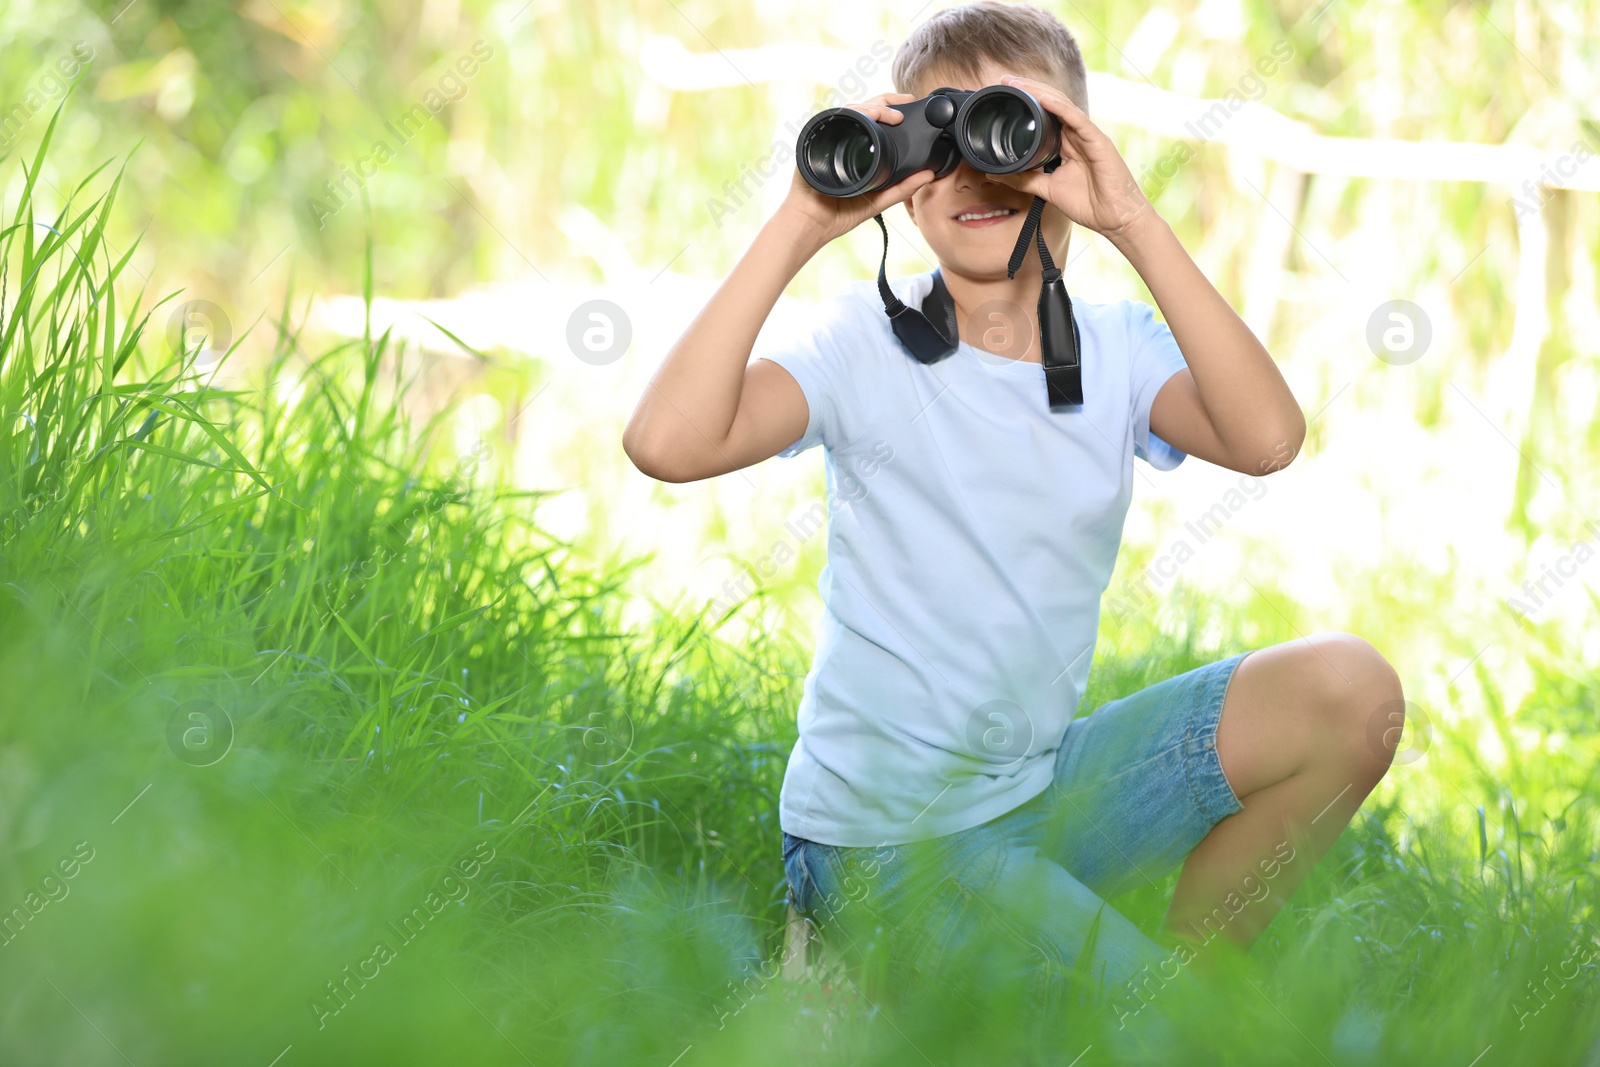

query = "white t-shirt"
755;268;1190;848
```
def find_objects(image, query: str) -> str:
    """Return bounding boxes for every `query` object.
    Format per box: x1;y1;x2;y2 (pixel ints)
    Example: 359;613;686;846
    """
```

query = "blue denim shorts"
781;651;1250;1018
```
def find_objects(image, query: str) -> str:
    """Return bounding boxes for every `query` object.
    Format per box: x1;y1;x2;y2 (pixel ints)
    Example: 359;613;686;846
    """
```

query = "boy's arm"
1116;215;1305;475
991;74;1306;476
622;209;827;484
623;95;935;484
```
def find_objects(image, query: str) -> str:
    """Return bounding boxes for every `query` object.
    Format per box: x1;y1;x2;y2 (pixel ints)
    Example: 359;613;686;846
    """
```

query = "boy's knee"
1301;632;1404;779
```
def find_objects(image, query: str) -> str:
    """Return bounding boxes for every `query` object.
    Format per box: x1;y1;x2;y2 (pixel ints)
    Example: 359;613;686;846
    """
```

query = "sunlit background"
3;0;1599;1062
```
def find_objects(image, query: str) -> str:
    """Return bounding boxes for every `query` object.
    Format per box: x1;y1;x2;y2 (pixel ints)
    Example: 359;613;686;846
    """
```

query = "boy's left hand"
987;74;1157;245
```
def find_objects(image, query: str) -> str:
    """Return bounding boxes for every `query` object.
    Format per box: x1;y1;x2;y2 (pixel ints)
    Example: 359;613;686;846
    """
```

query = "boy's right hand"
779;93;938;244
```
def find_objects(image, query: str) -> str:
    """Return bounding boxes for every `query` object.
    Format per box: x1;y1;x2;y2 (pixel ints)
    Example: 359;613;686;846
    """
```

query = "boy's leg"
971;838;1192;1024
1031;632;1403;957
1162;632;1403;948
785;821;1180;1021
1032;649;1258;905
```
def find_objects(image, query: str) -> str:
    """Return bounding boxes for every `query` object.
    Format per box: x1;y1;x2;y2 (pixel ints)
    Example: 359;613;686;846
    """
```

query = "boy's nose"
950;157;1008;193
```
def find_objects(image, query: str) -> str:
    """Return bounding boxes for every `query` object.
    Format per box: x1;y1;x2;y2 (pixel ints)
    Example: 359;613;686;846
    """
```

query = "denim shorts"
781;651;1250;1019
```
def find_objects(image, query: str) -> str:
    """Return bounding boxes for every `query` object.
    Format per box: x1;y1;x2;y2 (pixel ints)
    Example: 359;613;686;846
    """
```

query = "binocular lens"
793;86;1056;197
961;94;1042;171
802;113;882;195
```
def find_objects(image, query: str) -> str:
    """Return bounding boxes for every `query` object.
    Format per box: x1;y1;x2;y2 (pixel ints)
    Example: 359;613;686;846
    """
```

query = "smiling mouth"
953;207;1019;227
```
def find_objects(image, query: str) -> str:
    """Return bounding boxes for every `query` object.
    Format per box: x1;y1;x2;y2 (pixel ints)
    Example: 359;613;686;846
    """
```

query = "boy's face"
902;59;1073;282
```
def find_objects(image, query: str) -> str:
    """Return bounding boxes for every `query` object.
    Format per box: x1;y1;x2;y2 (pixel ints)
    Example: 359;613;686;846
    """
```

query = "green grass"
3;117;1600;1066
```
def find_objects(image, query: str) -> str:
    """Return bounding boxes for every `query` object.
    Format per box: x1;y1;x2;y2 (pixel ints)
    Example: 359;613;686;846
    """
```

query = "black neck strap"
872;212;959;365
1007;188;1084;408
871;185;1083;409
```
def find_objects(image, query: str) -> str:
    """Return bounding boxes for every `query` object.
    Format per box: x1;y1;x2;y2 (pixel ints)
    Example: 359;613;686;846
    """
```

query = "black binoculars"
795;84;1061;198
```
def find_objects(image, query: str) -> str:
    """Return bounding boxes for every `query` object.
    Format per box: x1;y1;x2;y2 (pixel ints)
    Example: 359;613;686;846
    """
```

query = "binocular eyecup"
796;84;1060;198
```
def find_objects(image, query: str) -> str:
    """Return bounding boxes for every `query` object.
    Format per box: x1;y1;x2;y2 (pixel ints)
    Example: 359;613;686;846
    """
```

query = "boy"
623;0;1405;1020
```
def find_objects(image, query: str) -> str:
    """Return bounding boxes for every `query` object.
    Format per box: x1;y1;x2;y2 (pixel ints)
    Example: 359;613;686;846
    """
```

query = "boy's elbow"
622;426;677;482
623;424;701;483
631;455;692;483
622;412;661;476
1249;406;1306;474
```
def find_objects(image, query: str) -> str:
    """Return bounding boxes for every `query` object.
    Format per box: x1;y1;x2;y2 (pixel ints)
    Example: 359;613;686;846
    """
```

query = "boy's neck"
939;262;1059;365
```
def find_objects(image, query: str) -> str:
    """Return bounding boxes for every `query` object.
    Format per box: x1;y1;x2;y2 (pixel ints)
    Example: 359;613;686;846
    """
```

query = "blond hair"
891;2;1089;114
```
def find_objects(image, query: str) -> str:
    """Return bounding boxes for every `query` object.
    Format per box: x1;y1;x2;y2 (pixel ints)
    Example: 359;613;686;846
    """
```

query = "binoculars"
796;84;1061;198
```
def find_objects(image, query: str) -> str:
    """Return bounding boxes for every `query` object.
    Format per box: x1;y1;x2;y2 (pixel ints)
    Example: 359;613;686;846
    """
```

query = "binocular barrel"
796;85;1060;198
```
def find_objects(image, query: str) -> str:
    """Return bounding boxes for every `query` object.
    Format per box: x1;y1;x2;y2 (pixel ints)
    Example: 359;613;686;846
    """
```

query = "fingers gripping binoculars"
796;85;1061;198
794;85;1086;411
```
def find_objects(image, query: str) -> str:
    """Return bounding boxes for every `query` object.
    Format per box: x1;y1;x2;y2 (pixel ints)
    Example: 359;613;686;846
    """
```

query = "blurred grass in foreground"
3;115;1600;1066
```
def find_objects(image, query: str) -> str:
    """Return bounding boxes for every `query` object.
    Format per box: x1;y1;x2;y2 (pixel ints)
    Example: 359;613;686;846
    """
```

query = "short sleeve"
753;289;867;459
1125;299;1190;471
